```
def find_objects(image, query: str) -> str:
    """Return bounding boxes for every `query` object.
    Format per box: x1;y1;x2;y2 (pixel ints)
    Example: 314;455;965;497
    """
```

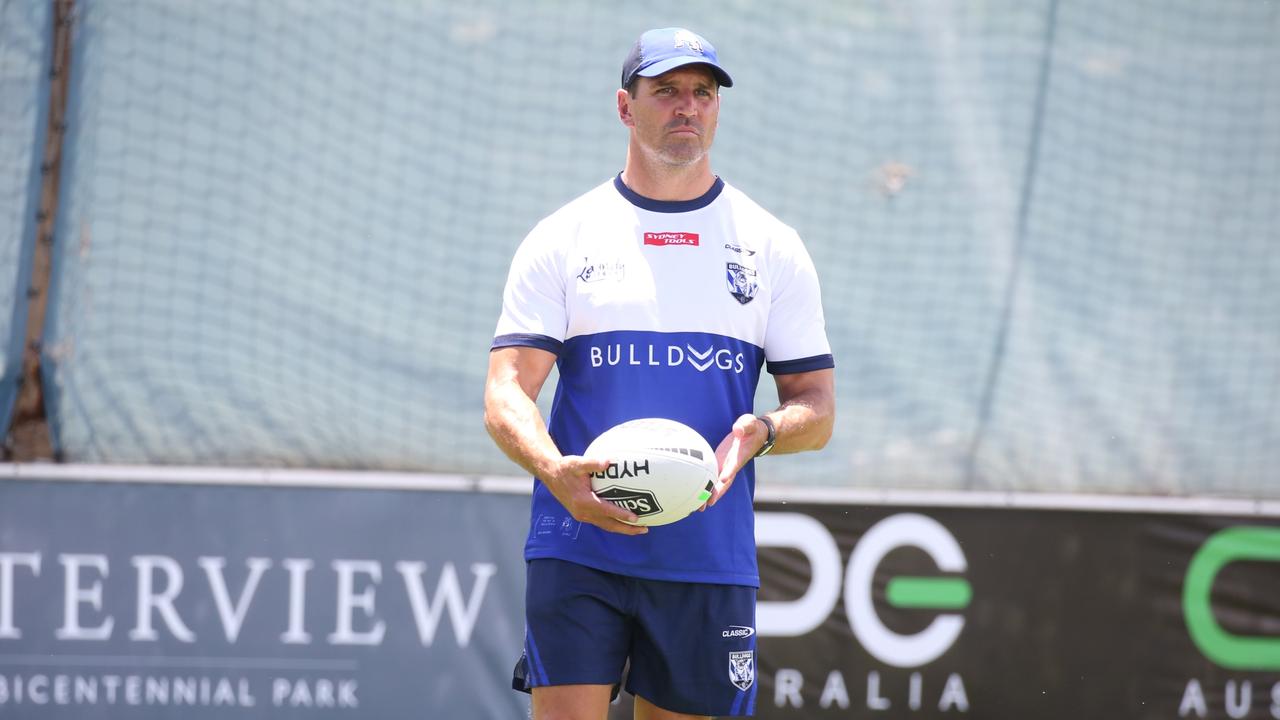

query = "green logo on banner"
1183;526;1280;670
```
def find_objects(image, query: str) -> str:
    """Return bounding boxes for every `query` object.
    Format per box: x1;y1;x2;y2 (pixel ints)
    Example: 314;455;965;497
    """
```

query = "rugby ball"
585;418;720;527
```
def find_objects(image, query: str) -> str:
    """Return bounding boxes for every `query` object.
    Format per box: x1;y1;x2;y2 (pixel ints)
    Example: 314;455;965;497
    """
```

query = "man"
484;27;835;719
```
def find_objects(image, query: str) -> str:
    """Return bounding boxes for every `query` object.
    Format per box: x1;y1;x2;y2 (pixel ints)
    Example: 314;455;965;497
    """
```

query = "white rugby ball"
585;418;720;527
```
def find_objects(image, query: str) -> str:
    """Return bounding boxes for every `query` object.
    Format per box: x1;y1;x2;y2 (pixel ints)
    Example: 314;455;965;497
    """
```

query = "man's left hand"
702;413;768;510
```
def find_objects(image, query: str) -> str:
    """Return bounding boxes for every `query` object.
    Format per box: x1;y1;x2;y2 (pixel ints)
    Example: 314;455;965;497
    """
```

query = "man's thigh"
515;559;630;690
627;578;758;717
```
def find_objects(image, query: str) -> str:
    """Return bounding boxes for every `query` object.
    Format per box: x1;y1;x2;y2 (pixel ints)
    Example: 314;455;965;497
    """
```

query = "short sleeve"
763;230;835;374
492;224;567;355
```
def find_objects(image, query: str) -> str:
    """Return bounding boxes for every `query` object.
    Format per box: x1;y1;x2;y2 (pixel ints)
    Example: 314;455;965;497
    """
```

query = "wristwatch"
754;415;776;458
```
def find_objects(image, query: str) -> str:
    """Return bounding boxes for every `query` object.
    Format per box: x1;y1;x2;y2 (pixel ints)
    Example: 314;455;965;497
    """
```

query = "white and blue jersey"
493;175;833;587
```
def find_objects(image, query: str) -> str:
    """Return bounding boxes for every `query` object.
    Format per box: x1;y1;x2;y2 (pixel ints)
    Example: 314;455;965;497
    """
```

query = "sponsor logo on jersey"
729;650;755;691
559;516;580;538
723;243;756;256
589;343;746;374
535;514;559;537
577;258;626;283
727;262;759;305
644;232;700;247
722;625;756;639
594;485;662;517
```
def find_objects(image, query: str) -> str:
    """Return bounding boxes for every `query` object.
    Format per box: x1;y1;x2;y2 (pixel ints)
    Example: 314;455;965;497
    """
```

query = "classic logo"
729;650;755;691
726;262;759;305
645;232;700;247
723;243;756;256
577;258;625;283
722;625;755;639
595;486;661;517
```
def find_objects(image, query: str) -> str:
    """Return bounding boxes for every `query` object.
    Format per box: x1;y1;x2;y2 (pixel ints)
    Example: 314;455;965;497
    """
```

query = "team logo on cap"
728;650;755;691
726;262;758;304
673;29;703;54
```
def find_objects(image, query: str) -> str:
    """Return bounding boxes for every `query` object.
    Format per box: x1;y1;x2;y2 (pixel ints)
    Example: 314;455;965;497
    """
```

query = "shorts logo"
644;232;699;247
726;263;758;305
728;650;754;691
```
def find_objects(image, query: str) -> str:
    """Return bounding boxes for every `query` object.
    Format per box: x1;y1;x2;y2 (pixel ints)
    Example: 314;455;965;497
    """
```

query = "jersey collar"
613;173;725;213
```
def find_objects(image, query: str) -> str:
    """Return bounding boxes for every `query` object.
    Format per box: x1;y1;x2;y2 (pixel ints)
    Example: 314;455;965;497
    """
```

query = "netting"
35;0;1280;495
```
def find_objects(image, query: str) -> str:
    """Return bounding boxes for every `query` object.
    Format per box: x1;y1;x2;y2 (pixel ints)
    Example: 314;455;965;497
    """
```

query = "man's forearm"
764;369;836;456
762;398;833;455
483;383;561;479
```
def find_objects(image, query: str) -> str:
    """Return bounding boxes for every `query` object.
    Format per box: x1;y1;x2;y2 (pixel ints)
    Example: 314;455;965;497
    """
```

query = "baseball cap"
621;28;734;89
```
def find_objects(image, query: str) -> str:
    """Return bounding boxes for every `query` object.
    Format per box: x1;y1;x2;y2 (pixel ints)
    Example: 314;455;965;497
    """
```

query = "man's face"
620;66;720;167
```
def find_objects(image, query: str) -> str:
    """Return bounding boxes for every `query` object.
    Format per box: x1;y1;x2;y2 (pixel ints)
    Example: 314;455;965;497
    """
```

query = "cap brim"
637;56;733;87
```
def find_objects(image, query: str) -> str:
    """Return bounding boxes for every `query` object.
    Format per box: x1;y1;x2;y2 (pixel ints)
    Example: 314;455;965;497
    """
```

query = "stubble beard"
643;134;711;169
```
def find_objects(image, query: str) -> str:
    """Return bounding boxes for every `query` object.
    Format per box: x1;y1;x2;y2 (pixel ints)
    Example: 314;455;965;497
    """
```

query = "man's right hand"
541;455;649;536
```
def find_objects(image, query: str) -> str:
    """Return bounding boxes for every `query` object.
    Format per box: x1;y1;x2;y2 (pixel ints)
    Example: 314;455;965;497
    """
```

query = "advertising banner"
751;503;1280;720
4;472;1279;719
0;477;533;719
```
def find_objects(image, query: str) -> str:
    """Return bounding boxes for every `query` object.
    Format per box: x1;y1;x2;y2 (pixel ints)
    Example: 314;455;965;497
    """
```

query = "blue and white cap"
621;28;734;89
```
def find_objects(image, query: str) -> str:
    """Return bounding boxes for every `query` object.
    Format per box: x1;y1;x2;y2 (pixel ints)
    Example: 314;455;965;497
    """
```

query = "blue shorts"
512;558;758;717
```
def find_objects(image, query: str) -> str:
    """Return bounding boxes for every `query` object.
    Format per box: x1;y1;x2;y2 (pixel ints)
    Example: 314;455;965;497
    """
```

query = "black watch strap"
754;415;776;458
